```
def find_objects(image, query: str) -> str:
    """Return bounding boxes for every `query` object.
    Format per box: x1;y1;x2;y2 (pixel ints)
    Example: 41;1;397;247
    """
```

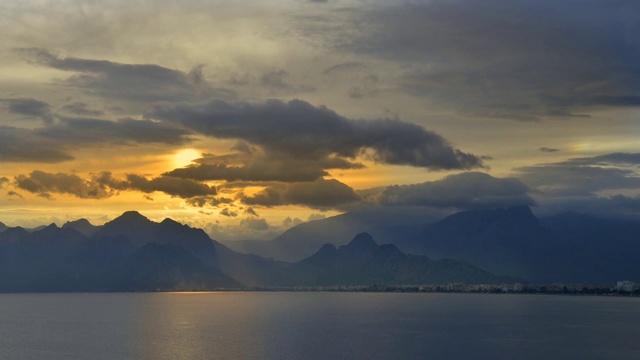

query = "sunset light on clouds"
1;0;640;241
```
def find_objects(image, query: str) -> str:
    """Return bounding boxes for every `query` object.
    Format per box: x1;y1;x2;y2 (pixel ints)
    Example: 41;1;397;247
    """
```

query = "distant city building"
616;280;635;292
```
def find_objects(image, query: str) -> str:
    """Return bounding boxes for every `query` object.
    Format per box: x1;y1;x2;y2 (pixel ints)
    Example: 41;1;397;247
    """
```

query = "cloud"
219;207;238;217
539;147;560;153
0;114;193;163
348;75;380;99
165;151;359;183
282;216;304;228
0;126;74;163
560;152;640;167
186;196;234;208
307;213;326;221
97;172;217;198
240;217;269;231
322;62;367;75
7;191;22;198
60;102;104;116
369;172;535;210
514;153;640;196
38;116;194;146
316;0;640;120
507;152;640;219
13;171;216;199
0;177;9;188
154;98;485;173
535;194;640;220
14;171;111;199
17;48;236;102
0;98;54;123
241;178;361;209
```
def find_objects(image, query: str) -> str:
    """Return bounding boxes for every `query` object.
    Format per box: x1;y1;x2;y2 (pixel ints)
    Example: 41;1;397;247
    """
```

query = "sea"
0;292;638;360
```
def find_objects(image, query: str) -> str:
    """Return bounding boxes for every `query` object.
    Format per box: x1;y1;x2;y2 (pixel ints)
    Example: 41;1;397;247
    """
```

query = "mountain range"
0;211;506;292
2;205;637;292
226;206;640;283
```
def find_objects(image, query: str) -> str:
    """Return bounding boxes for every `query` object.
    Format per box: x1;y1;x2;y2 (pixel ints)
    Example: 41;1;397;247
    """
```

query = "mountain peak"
346;232;377;252
44;223;59;230
112;211;151;224
62;218;98;237
63;218;92;227
317;243;338;255
160;217;182;227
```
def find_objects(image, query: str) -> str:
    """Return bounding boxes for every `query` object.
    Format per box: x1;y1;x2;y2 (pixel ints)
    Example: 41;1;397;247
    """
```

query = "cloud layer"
154;98;485;181
18;48;235;102
370;172;535;210
317;0;640;120
13;171;216;199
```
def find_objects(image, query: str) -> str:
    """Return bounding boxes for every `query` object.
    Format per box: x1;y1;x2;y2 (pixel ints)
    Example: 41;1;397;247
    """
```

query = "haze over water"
1;292;638;360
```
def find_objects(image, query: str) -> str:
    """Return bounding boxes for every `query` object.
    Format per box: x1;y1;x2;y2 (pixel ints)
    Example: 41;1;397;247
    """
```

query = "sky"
1;0;640;241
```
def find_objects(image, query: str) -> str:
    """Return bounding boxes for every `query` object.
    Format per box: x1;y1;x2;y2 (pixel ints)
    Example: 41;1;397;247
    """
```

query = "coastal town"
254;280;640;295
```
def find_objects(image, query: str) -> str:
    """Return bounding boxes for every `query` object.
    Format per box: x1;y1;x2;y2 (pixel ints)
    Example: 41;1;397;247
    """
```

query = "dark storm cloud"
0;126;74;163
14;171;216;199
330;0;640;120
241;178;361;208
514;153;640;196
17;48;236;102
1;98;54;123
153;99;485;172
370;172;534;209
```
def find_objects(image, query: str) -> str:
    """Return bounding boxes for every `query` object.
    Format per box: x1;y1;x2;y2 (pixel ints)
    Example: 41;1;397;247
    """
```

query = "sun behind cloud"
173;149;201;168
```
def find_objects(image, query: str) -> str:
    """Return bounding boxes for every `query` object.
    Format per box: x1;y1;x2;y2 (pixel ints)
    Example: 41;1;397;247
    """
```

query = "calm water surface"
0;292;638;360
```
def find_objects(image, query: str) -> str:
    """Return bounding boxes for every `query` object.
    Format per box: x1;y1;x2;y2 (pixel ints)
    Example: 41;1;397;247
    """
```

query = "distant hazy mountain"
227;205;640;283
283;233;509;286
3;207;635;291
393;206;640;283
0;212;506;291
224;208;439;261
0;222;7;233
62;218;100;237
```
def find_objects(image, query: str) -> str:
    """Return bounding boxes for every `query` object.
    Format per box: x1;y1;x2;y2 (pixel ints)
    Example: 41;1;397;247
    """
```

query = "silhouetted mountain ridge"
0;212;510;291
226;205;640;283
286;232;509;286
62;218;99;237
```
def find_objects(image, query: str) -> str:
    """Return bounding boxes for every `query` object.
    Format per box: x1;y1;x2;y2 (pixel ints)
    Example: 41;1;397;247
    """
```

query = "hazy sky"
1;0;639;240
